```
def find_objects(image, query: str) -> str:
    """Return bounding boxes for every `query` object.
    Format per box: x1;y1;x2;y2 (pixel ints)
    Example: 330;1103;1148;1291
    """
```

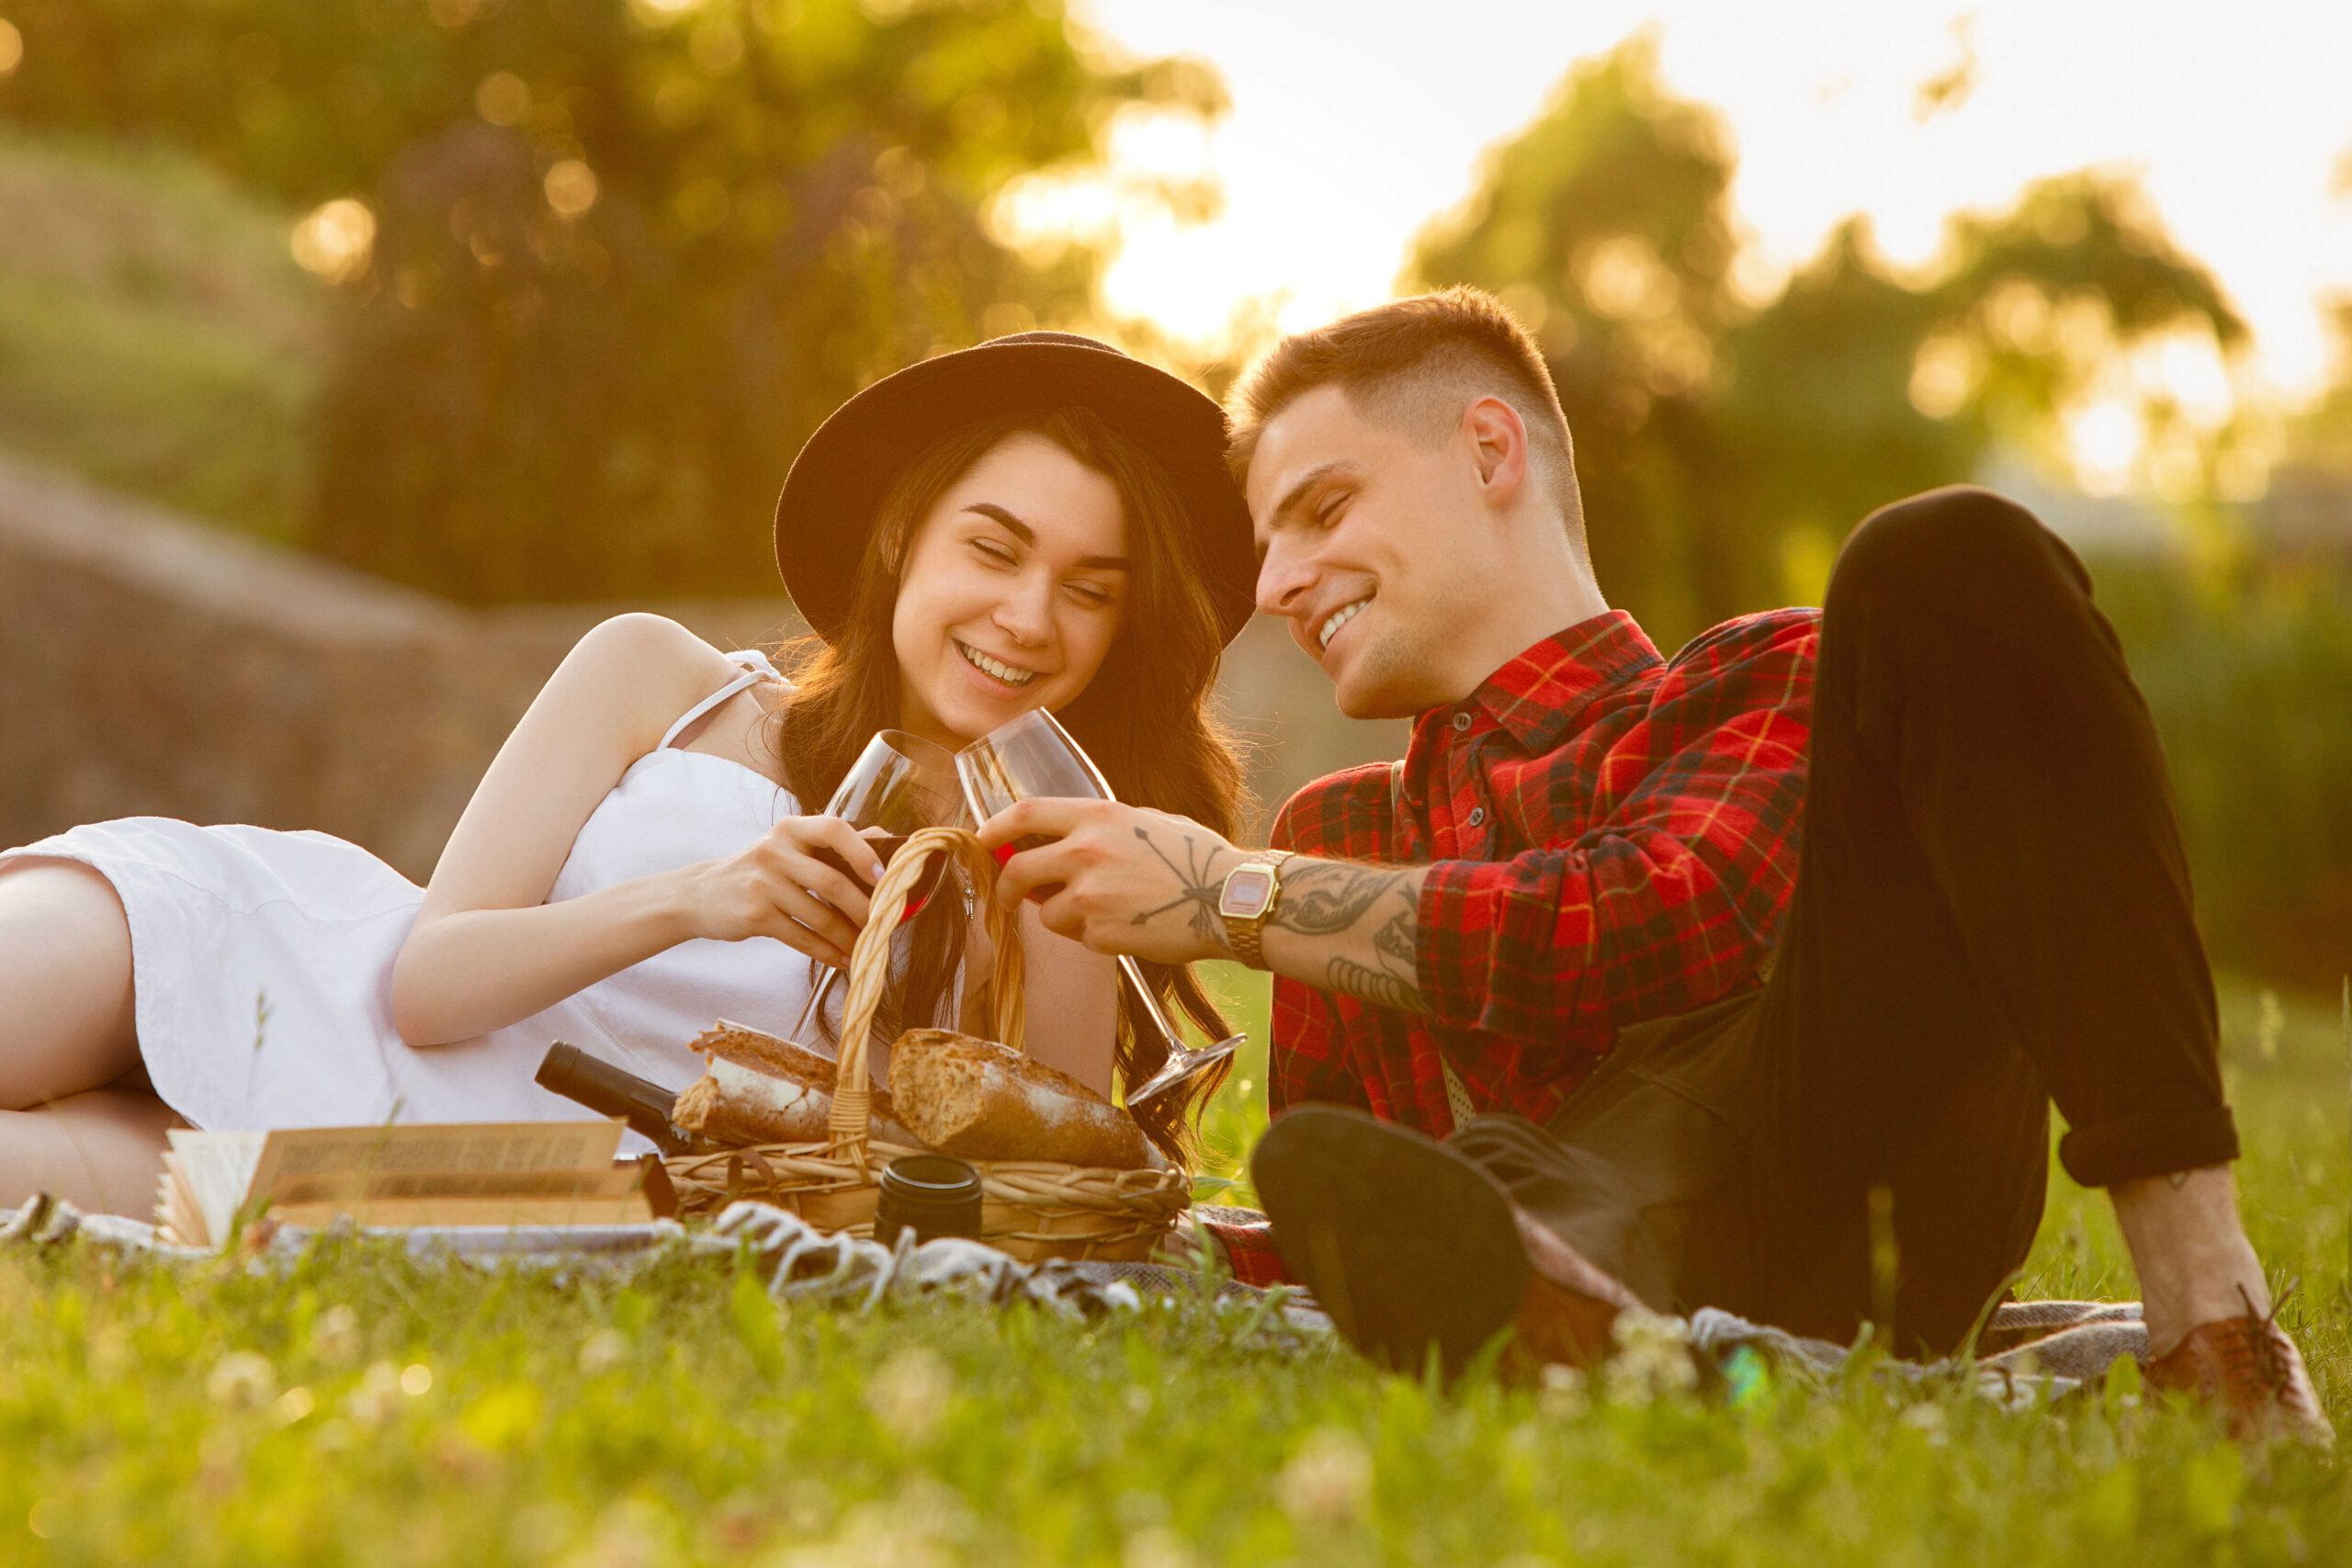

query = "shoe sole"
1251;1105;1531;1378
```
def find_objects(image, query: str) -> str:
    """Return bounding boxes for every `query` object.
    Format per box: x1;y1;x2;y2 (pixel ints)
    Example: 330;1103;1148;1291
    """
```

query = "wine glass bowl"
787;730;965;1046
955;709;1246;1112
825;729;964;835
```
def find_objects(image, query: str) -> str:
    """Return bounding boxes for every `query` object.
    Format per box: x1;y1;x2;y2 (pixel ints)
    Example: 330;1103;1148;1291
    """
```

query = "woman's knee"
0;859;139;1103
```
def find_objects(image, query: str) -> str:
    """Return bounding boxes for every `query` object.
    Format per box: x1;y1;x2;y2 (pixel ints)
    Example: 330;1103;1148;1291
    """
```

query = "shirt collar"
1461;610;1663;750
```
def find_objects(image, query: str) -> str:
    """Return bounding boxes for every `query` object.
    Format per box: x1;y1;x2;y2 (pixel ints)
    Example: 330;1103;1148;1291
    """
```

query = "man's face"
1247;384;1488;719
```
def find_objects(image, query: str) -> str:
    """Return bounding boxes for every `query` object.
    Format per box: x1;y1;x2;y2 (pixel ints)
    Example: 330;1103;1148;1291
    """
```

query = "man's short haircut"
1225;287;1583;534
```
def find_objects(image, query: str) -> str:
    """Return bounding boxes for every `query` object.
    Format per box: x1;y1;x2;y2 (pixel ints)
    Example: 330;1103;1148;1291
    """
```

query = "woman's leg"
0;858;175;1214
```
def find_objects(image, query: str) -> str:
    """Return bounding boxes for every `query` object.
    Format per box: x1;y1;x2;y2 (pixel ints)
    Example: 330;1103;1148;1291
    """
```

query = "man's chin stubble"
1332;641;1442;722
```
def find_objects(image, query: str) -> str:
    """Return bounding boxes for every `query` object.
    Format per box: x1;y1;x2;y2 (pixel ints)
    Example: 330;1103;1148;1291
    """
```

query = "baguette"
672;1021;921;1148
888;1028;1154;1169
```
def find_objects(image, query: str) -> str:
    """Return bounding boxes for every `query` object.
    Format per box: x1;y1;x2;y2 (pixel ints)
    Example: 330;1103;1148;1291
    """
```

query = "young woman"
0;333;1260;1215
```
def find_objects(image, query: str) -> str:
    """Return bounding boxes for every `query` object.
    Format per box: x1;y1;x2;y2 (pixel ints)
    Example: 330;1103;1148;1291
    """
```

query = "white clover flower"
1600;1309;1699;1407
310;1304;363;1366
1536;1361;1589;1420
1124;1524;1206;1568
578;1328;629;1375
1277;1427;1374;1530
207;1350;277;1409
866;1347;955;1444
345;1360;403;1427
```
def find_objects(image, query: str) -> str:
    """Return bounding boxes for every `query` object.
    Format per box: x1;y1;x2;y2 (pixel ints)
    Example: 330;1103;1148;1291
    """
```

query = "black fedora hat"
772;332;1257;645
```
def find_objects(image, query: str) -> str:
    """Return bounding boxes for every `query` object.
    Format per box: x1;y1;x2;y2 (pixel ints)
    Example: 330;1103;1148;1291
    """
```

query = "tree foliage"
1409;36;2244;648
0;0;1217;600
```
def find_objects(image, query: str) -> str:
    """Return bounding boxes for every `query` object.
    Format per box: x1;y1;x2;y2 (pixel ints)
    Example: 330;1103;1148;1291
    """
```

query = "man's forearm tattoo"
1275;862;1406;934
1271;863;1429;1013
1327;954;1423;1012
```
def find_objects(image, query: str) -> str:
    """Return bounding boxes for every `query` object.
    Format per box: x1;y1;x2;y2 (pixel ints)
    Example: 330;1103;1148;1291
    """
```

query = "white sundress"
2;651;821;1150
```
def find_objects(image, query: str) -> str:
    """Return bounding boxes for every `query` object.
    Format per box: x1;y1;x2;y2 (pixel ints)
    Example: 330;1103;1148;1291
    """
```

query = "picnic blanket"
1;1195;2146;1404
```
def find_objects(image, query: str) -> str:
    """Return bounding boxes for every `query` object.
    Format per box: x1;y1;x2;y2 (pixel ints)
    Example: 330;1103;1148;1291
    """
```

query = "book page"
164;1131;267;1247
156;1156;209;1248
246;1121;625;1206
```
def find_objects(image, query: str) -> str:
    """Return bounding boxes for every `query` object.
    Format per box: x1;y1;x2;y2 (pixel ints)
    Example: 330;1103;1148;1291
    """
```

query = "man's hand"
978;800;1437;1013
977;798;1242;966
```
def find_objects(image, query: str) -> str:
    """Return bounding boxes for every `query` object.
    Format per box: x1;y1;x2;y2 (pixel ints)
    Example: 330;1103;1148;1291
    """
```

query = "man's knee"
1826;485;2086;624
1815;484;2098;644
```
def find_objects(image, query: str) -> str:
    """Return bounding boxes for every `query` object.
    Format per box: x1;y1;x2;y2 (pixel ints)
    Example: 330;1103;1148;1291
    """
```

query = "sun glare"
1078;0;2352;491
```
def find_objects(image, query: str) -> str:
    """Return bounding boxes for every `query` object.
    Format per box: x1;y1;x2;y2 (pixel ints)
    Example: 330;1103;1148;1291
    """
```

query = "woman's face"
891;432;1130;749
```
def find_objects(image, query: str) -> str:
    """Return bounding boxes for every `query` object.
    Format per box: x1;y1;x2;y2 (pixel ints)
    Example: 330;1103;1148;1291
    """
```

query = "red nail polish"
992;843;1016;868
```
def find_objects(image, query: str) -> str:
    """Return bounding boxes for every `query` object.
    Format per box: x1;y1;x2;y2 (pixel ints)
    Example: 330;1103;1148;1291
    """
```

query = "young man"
978;288;2328;1443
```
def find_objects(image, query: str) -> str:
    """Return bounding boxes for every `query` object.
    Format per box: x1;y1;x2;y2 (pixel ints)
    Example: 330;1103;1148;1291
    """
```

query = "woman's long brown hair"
770;405;1250;1162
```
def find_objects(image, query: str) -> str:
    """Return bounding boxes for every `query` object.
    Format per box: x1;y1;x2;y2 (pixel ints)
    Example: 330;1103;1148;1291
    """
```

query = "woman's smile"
954;638;1042;689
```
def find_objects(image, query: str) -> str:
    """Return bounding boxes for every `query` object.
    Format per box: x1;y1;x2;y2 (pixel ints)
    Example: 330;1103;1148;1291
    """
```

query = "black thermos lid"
874;1155;984;1247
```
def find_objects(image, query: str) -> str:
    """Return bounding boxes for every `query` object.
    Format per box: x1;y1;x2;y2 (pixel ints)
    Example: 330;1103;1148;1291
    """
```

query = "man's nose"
1256;540;1317;617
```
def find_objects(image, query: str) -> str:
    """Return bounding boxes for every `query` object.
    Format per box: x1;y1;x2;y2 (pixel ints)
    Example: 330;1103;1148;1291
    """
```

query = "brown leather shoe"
2143;1297;2335;1447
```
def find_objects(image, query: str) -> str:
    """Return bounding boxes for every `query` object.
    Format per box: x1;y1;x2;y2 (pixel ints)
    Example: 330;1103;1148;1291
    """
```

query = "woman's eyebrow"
965;502;1129;571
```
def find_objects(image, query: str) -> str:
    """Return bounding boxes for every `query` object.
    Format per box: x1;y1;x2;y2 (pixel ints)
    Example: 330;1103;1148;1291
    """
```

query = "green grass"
0;129;326;541
4;969;2346;1564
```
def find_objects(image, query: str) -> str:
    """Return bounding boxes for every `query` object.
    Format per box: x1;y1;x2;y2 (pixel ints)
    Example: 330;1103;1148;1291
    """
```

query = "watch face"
1219;866;1275;919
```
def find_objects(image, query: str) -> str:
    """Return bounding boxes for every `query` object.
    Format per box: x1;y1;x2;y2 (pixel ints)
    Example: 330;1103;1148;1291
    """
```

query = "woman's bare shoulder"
544;614;752;750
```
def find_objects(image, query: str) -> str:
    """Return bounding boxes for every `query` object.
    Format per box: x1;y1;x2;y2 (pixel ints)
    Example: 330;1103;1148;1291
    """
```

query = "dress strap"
657;650;783;751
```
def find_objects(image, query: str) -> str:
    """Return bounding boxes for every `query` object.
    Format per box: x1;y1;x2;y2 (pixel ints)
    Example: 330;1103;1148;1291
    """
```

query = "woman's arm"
954;898;1120;1100
390;614;884;1046
1012;904;1120;1099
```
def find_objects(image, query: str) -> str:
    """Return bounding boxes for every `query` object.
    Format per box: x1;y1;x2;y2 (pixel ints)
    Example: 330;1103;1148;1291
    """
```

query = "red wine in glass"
808;835;948;918
989;834;1063;901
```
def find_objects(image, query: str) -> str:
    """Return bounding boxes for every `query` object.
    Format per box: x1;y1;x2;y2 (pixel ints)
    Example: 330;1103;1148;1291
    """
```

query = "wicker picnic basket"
662;826;1191;1260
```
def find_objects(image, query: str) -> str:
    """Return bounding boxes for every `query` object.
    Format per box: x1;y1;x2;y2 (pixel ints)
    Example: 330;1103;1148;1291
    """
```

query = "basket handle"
826;827;1024;1160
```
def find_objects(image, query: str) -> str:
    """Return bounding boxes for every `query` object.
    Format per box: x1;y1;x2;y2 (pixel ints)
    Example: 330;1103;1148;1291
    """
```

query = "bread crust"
888;1028;1153;1169
672;1021;918;1147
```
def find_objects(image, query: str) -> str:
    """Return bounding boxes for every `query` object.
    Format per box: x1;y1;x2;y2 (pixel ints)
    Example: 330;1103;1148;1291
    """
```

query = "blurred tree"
1408;35;2244;648
2285;299;2352;467
0;0;1220;600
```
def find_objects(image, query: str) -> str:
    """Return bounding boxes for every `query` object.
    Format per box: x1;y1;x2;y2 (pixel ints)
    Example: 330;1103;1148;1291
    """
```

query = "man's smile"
1317;596;1373;652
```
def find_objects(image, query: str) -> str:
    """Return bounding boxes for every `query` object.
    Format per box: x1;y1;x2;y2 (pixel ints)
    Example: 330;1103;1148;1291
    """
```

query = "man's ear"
1461;396;1529;511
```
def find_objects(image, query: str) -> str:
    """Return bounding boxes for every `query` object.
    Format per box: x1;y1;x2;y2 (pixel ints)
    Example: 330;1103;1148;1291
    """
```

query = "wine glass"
786;729;965;1047
955;708;1246;1110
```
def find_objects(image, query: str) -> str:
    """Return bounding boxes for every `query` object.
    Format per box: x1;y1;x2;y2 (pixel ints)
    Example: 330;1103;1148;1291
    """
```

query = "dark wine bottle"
534;1043;716;1156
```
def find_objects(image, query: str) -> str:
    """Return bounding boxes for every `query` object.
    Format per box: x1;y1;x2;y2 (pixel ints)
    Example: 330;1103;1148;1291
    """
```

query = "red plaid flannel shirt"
1207;607;1820;1287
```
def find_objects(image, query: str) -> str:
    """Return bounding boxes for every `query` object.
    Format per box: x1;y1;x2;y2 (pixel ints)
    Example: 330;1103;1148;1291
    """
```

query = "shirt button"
1452;711;1472;732
1467;807;1486;828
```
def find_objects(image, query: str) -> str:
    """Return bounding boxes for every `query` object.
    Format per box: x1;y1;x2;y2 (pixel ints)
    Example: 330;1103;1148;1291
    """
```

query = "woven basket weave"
663;826;1191;1260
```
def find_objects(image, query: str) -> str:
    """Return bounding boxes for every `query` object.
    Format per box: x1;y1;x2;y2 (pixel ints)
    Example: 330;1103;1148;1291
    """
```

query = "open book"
155;1121;671;1247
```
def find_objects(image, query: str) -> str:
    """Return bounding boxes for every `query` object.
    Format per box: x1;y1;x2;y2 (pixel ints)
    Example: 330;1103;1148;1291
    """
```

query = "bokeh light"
288;198;376;285
543;160;599;219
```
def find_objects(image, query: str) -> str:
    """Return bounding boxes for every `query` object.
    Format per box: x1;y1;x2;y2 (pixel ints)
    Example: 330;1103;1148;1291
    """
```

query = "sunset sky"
1052;0;2352;422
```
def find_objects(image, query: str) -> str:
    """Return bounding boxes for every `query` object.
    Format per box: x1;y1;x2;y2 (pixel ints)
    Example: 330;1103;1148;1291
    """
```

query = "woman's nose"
993;574;1054;645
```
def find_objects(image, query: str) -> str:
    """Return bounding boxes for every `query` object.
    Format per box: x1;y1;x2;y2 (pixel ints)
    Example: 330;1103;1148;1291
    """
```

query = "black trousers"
1450;487;2238;1356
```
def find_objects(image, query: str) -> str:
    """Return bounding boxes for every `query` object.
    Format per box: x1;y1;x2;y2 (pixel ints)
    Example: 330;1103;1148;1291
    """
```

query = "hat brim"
772;335;1258;646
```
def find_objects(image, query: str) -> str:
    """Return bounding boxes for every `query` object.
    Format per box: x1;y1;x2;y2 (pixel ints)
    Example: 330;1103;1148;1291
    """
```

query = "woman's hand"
676;817;888;967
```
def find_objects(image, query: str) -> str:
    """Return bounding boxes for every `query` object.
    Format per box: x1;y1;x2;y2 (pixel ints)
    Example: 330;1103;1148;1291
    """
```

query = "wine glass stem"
792;967;839;1043
1117;953;1189;1055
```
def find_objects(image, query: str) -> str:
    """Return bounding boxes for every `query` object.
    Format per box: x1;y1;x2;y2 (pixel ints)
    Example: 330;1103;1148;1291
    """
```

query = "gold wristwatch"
1218;850;1295;971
